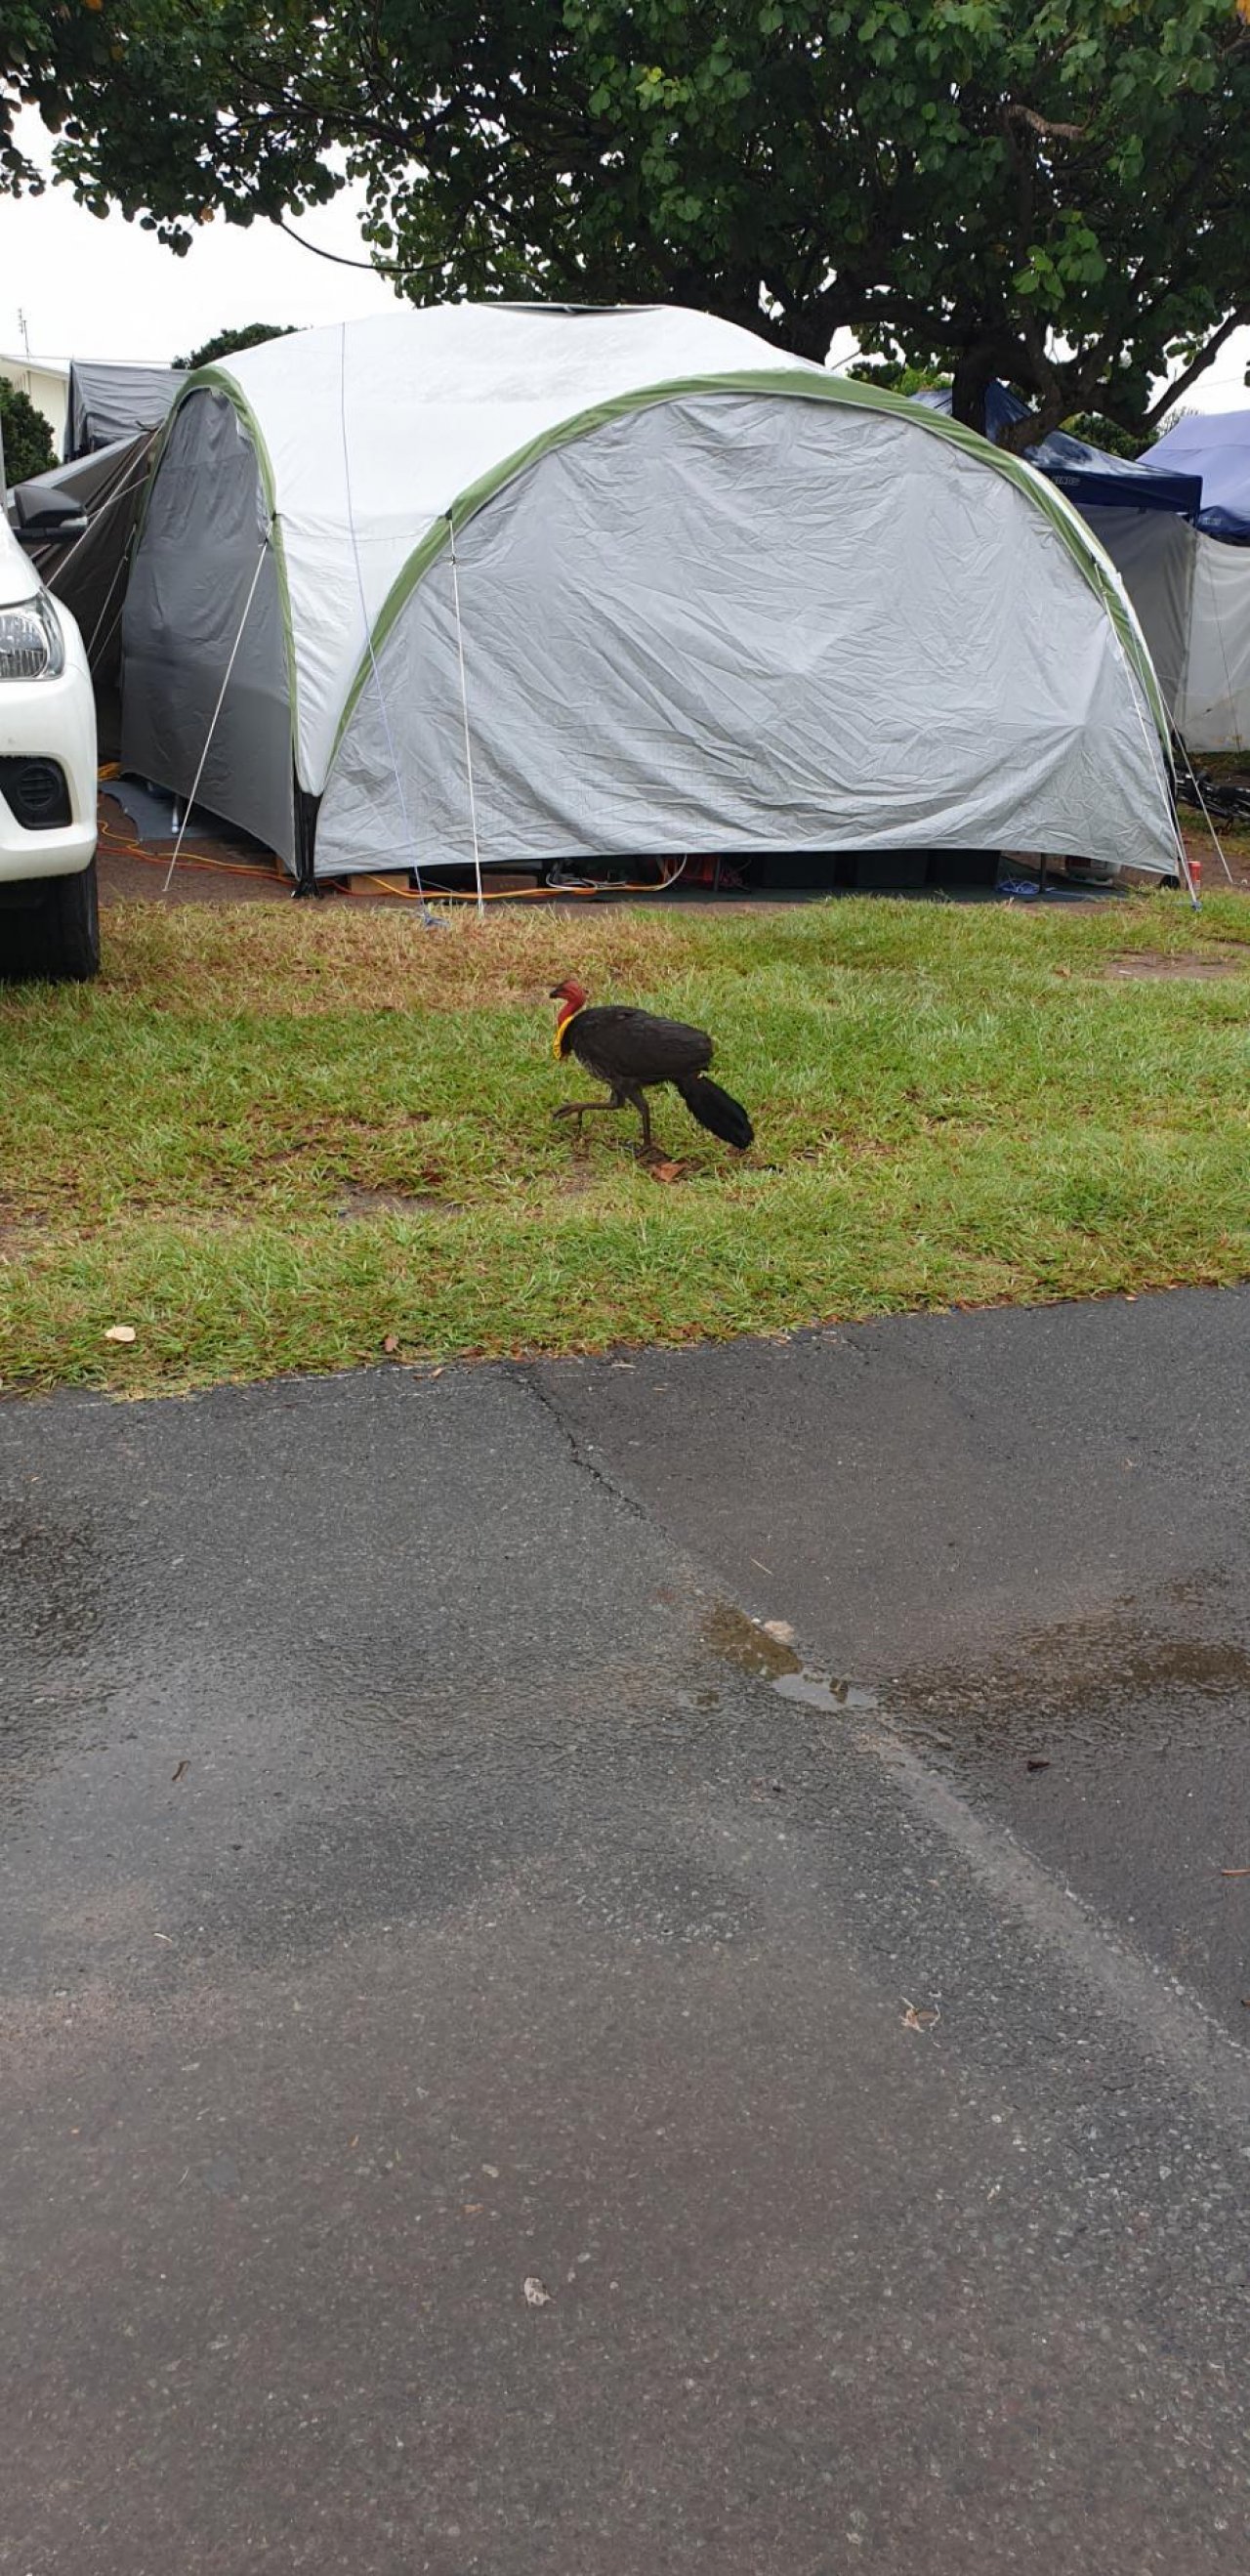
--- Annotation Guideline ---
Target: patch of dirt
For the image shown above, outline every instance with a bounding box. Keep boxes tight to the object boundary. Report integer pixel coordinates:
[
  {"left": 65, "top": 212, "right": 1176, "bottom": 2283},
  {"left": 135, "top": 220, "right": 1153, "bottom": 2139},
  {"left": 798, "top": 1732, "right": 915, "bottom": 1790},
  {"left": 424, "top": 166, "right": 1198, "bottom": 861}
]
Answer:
[
  {"left": 1103, "top": 950, "right": 1247, "bottom": 980},
  {"left": 335, "top": 1185, "right": 462, "bottom": 1220},
  {"left": 1180, "top": 821, "right": 1250, "bottom": 894},
  {"left": 0, "top": 1203, "right": 47, "bottom": 1258}
]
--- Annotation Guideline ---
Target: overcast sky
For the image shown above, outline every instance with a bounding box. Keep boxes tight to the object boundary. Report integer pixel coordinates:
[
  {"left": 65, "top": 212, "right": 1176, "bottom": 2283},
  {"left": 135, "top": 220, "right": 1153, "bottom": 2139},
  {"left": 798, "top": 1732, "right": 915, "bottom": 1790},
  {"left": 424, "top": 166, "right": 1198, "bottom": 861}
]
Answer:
[
  {"left": 0, "top": 112, "right": 400, "bottom": 361},
  {"left": 1, "top": 107, "right": 1247, "bottom": 408}
]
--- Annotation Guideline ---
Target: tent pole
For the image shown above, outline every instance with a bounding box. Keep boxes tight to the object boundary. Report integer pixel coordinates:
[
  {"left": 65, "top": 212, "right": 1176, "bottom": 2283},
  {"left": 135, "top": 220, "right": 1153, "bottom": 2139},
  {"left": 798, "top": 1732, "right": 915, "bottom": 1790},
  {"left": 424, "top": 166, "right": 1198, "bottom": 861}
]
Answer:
[
  {"left": 446, "top": 513, "right": 485, "bottom": 920},
  {"left": 1172, "top": 732, "right": 1235, "bottom": 888}
]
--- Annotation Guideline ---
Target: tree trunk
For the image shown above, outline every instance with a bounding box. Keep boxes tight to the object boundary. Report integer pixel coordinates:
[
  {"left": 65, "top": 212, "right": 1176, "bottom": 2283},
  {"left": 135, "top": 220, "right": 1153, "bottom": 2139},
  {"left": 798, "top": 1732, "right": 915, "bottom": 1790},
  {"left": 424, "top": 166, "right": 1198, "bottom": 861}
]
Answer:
[{"left": 950, "top": 347, "right": 1003, "bottom": 439}]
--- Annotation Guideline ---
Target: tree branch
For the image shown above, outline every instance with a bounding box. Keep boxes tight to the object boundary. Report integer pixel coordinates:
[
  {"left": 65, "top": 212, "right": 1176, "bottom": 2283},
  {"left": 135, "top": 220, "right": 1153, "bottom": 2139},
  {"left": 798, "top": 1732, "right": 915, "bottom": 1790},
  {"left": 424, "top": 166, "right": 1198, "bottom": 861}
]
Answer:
[
  {"left": 1146, "top": 306, "right": 1249, "bottom": 426},
  {"left": 1003, "top": 103, "right": 1083, "bottom": 144}
]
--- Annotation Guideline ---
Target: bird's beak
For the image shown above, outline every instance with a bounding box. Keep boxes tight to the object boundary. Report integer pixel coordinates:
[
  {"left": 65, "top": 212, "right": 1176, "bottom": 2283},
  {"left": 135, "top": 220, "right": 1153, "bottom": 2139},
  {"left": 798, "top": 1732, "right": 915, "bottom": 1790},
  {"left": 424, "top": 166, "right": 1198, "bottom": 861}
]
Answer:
[{"left": 549, "top": 985, "right": 567, "bottom": 1001}]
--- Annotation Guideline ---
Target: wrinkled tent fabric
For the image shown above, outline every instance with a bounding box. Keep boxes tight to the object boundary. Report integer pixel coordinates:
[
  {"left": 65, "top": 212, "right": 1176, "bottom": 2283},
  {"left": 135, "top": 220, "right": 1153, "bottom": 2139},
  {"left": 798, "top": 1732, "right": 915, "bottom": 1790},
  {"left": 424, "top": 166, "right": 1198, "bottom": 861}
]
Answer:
[
  {"left": 912, "top": 383, "right": 1237, "bottom": 746},
  {"left": 120, "top": 304, "right": 1181, "bottom": 881},
  {"left": 123, "top": 395, "right": 293, "bottom": 856},
  {"left": 65, "top": 361, "right": 182, "bottom": 461}
]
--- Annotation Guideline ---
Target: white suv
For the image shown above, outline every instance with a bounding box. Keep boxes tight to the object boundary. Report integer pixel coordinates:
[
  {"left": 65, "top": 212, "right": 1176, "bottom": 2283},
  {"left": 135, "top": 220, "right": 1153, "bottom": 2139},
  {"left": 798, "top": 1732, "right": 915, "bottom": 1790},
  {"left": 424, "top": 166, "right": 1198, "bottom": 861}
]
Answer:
[{"left": 0, "top": 507, "right": 99, "bottom": 981}]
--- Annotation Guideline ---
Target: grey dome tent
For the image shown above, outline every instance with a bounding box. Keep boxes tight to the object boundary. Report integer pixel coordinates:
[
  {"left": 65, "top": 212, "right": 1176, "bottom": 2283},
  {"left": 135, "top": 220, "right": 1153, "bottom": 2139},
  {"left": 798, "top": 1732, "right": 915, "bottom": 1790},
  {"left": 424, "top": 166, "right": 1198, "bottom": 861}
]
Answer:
[{"left": 119, "top": 304, "right": 1183, "bottom": 890}]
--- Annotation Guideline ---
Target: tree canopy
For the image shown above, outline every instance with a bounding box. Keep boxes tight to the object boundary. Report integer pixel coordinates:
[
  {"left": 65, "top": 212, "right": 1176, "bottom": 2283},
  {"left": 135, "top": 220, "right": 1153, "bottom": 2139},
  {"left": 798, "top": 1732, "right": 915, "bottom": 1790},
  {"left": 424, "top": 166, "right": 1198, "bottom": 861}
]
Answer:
[
  {"left": 4, "top": 1, "right": 1249, "bottom": 438},
  {"left": 173, "top": 323, "right": 297, "bottom": 370},
  {"left": 0, "top": 377, "right": 56, "bottom": 484}
]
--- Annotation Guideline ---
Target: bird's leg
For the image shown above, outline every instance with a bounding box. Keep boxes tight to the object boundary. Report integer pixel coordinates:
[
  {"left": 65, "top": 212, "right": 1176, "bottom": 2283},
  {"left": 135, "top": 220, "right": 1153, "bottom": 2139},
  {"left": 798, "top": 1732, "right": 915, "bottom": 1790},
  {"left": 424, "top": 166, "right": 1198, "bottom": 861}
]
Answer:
[
  {"left": 620, "top": 1081, "right": 664, "bottom": 1161},
  {"left": 552, "top": 1089, "right": 626, "bottom": 1135}
]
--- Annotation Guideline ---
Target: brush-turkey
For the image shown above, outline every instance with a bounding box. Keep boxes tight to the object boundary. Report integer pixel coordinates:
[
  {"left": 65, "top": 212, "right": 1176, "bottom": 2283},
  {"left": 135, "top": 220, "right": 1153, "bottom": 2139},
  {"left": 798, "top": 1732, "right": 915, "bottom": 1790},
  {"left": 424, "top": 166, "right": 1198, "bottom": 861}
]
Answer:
[{"left": 550, "top": 977, "right": 754, "bottom": 1157}]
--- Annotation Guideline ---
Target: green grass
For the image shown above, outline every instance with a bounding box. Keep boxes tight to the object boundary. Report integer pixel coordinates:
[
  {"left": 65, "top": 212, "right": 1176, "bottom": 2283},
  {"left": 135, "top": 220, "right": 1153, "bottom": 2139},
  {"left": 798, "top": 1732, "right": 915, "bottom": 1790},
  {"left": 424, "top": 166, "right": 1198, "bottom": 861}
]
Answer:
[{"left": 2, "top": 891, "right": 1248, "bottom": 1395}]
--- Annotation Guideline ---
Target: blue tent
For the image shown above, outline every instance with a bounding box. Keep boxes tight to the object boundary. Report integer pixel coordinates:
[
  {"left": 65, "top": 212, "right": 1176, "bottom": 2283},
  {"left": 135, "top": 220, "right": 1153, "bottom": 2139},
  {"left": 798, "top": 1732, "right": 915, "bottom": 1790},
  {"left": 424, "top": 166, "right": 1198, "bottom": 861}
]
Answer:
[
  {"left": 1144, "top": 411, "right": 1250, "bottom": 541},
  {"left": 911, "top": 382, "right": 1202, "bottom": 516},
  {"left": 1028, "top": 427, "right": 1202, "bottom": 519}
]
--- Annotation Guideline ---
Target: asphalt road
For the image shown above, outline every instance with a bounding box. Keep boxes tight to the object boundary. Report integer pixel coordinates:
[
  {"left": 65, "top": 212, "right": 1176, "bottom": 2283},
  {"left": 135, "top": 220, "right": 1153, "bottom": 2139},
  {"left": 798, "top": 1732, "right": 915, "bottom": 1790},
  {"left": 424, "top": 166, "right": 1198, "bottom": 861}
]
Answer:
[{"left": 2, "top": 1291, "right": 1248, "bottom": 2573}]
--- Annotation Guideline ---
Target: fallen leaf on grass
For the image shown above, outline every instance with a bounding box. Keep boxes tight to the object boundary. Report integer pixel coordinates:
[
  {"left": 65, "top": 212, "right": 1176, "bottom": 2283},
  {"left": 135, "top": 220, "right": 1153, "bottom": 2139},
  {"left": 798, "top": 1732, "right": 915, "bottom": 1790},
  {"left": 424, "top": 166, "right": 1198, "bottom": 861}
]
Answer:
[
  {"left": 648, "top": 1161, "right": 685, "bottom": 1185},
  {"left": 901, "top": 2000, "right": 940, "bottom": 2032},
  {"left": 383, "top": 1334, "right": 399, "bottom": 1354},
  {"left": 522, "top": 2275, "right": 552, "bottom": 2307},
  {"left": 104, "top": 1324, "right": 137, "bottom": 1344}
]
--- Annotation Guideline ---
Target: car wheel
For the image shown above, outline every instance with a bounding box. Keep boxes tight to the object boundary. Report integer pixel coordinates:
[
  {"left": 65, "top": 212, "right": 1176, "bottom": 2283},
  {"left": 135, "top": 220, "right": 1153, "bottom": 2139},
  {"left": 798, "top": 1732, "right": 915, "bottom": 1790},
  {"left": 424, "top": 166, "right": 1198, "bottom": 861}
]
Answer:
[{"left": 0, "top": 856, "right": 100, "bottom": 983}]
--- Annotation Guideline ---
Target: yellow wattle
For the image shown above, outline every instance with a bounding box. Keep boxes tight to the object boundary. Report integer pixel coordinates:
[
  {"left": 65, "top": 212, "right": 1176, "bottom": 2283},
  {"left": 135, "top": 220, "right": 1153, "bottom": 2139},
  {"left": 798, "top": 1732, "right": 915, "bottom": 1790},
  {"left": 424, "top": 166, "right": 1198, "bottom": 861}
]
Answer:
[{"left": 553, "top": 1004, "right": 583, "bottom": 1060}]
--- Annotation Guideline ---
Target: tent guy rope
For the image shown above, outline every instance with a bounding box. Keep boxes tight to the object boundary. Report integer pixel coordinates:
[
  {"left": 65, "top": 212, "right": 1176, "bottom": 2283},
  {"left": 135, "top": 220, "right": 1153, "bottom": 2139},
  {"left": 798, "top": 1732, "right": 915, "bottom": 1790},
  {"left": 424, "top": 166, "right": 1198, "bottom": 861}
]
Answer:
[
  {"left": 336, "top": 321, "right": 439, "bottom": 926},
  {"left": 161, "top": 537, "right": 271, "bottom": 896},
  {"left": 445, "top": 513, "right": 486, "bottom": 920}
]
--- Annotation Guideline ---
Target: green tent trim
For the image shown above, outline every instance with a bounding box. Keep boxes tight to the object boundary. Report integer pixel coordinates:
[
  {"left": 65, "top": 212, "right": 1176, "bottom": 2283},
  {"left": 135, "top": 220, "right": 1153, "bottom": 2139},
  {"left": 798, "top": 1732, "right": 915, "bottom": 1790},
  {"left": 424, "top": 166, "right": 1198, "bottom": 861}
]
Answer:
[{"left": 152, "top": 360, "right": 1174, "bottom": 792}]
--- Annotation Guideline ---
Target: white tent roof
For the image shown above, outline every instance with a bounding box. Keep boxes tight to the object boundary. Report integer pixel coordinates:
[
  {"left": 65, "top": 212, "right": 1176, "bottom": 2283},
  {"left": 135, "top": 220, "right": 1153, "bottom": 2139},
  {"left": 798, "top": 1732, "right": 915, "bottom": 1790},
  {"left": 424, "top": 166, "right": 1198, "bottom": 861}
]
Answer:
[{"left": 199, "top": 304, "right": 803, "bottom": 792}]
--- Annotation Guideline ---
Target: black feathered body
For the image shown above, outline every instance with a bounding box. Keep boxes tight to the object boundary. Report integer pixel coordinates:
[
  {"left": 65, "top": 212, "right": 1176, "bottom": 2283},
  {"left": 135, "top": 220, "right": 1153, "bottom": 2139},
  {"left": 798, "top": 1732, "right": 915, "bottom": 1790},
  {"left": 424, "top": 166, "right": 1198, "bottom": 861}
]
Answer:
[
  {"left": 560, "top": 1005, "right": 711, "bottom": 1085},
  {"left": 559, "top": 1005, "right": 753, "bottom": 1151}
]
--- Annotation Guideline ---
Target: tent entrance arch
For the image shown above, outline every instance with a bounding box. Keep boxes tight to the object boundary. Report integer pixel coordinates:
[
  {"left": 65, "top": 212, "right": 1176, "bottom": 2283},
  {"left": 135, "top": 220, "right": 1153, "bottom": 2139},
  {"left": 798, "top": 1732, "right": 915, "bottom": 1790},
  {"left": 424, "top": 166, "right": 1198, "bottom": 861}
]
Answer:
[{"left": 323, "top": 388, "right": 1177, "bottom": 883}]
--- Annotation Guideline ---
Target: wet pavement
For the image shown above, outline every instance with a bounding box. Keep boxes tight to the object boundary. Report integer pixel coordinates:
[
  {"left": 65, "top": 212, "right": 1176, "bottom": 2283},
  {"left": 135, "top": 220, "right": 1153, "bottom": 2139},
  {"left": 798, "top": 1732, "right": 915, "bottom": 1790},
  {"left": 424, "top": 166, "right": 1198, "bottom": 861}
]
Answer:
[
  {"left": 537, "top": 1288, "right": 1250, "bottom": 2039},
  {"left": 2, "top": 1294, "right": 1249, "bottom": 2572}
]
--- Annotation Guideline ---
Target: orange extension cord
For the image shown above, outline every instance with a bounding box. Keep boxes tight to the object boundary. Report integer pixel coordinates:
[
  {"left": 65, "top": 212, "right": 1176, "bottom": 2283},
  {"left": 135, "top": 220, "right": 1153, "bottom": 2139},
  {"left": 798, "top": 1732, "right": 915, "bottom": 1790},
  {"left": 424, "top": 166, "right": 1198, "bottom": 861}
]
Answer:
[{"left": 97, "top": 777, "right": 687, "bottom": 905}]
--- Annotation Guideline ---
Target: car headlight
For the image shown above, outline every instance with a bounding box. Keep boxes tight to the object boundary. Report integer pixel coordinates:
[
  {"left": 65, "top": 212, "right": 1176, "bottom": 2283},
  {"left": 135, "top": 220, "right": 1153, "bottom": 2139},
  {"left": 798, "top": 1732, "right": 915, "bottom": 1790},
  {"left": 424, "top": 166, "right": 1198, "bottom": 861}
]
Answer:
[{"left": 0, "top": 593, "right": 65, "bottom": 682}]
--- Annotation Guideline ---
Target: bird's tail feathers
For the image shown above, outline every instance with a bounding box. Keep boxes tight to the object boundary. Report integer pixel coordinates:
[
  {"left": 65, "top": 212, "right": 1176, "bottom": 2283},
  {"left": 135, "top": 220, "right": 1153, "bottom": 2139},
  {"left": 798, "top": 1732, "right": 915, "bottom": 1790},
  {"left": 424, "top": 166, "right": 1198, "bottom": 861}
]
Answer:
[{"left": 675, "top": 1074, "right": 754, "bottom": 1151}]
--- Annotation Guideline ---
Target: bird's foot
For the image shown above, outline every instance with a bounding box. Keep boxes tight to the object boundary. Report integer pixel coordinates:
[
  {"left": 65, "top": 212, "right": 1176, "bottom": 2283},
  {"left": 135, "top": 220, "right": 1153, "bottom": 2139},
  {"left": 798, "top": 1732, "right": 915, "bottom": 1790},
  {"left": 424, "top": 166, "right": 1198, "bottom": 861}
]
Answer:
[{"left": 552, "top": 1105, "right": 582, "bottom": 1126}]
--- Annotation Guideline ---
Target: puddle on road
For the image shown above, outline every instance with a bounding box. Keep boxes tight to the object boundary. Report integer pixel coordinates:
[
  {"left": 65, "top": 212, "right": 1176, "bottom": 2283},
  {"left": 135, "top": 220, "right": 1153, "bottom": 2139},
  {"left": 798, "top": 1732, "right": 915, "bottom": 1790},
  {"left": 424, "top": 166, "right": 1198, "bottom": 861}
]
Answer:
[
  {"left": 704, "top": 1603, "right": 802, "bottom": 1681},
  {"left": 703, "top": 1604, "right": 879, "bottom": 1719},
  {"left": 703, "top": 1588, "right": 1249, "bottom": 1760},
  {"left": 771, "top": 1670, "right": 881, "bottom": 1716}
]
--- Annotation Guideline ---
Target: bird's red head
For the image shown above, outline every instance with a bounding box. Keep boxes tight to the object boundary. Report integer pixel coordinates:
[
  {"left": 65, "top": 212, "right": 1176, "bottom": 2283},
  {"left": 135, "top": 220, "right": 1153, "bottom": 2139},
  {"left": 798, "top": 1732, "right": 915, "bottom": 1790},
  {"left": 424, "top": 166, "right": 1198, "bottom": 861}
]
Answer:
[{"left": 550, "top": 977, "right": 587, "bottom": 1011}]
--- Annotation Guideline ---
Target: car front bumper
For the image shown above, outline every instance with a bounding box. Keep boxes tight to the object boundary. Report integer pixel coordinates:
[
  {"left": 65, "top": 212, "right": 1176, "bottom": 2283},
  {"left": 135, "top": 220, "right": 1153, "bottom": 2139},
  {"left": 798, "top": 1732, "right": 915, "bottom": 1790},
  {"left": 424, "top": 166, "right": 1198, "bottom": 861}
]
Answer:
[{"left": 0, "top": 615, "right": 98, "bottom": 884}]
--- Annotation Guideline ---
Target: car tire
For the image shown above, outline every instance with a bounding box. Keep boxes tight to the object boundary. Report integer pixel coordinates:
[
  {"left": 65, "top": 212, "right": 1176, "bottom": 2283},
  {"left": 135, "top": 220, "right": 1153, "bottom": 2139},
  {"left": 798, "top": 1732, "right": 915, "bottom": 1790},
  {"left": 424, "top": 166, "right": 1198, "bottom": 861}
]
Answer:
[{"left": 0, "top": 855, "right": 100, "bottom": 984}]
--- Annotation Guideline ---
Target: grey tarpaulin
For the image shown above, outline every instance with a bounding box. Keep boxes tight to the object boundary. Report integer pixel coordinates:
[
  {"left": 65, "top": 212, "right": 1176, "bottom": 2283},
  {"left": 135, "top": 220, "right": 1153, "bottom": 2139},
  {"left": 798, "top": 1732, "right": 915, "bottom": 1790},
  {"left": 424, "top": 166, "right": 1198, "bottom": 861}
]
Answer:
[
  {"left": 14, "top": 432, "right": 158, "bottom": 701},
  {"left": 66, "top": 361, "right": 182, "bottom": 460},
  {"left": 1176, "top": 532, "right": 1250, "bottom": 752},
  {"left": 1080, "top": 506, "right": 1197, "bottom": 719},
  {"left": 120, "top": 391, "right": 294, "bottom": 859}
]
